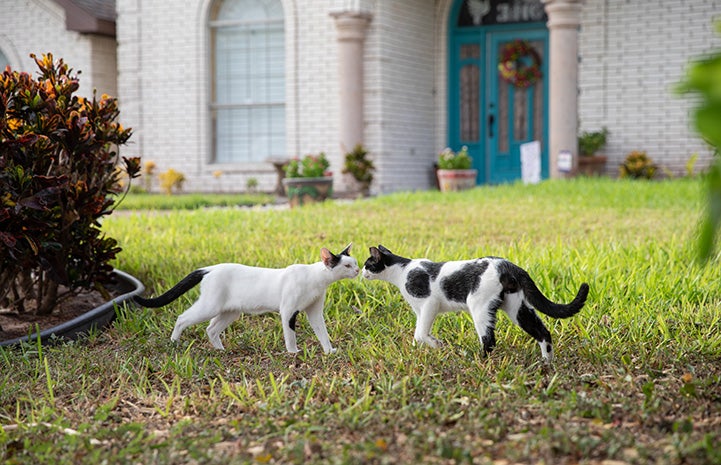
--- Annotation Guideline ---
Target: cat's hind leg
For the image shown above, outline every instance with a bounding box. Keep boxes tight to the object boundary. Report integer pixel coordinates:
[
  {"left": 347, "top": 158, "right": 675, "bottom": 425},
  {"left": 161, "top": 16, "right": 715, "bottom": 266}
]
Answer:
[
  {"left": 505, "top": 301, "right": 553, "bottom": 363},
  {"left": 170, "top": 297, "right": 215, "bottom": 344},
  {"left": 305, "top": 298, "right": 336, "bottom": 354},
  {"left": 205, "top": 311, "right": 239, "bottom": 350}
]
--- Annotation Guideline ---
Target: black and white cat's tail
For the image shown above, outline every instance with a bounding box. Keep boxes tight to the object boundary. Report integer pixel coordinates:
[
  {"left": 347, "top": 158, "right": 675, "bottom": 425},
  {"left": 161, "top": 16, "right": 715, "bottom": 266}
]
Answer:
[
  {"left": 500, "top": 262, "right": 589, "bottom": 318},
  {"left": 522, "top": 274, "right": 589, "bottom": 319},
  {"left": 133, "top": 269, "right": 209, "bottom": 308}
]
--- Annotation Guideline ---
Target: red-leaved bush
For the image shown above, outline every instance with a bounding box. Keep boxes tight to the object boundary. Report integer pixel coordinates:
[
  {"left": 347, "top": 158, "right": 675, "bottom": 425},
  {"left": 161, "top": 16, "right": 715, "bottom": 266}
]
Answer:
[{"left": 0, "top": 53, "right": 141, "bottom": 315}]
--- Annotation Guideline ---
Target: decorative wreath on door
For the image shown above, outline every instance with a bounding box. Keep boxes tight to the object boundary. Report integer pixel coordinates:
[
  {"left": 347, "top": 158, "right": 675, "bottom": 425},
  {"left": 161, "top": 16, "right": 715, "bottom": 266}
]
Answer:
[{"left": 498, "top": 40, "right": 542, "bottom": 88}]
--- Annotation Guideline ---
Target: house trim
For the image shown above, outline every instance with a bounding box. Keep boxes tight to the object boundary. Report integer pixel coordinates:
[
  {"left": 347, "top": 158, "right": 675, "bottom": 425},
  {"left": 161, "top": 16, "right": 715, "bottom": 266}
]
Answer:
[{"left": 53, "top": 0, "right": 116, "bottom": 37}]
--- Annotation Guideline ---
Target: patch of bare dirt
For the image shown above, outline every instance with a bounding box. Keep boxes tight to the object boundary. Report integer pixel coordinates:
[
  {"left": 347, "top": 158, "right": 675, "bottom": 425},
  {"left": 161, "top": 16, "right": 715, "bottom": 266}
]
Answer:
[{"left": 0, "top": 289, "right": 112, "bottom": 341}]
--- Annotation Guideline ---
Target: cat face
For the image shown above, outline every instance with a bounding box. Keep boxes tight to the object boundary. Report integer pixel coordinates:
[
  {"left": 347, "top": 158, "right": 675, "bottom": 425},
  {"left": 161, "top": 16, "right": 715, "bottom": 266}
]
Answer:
[
  {"left": 362, "top": 245, "right": 406, "bottom": 280},
  {"left": 321, "top": 244, "right": 360, "bottom": 279},
  {"left": 337, "top": 255, "right": 360, "bottom": 279}
]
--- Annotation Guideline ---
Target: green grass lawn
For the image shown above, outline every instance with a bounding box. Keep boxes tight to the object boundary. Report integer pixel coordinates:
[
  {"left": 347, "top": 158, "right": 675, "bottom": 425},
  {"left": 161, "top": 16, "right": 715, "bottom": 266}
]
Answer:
[
  {"left": 116, "top": 192, "right": 275, "bottom": 210},
  {"left": 2, "top": 178, "right": 720, "bottom": 464}
]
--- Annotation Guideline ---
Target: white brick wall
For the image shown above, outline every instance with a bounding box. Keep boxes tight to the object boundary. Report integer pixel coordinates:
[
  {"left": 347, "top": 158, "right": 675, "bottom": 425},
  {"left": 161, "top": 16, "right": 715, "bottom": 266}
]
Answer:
[
  {"left": 0, "top": 0, "right": 117, "bottom": 99},
  {"left": 292, "top": 0, "right": 340, "bottom": 168},
  {"left": 368, "top": 0, "right": 438, "bottom": 192},
  {"left": 88, "top": 35, "right": 118, "bottom": 98},
  {"left": 579, "top": 0, "right": 721, "bottom": 175},
  {"left": 116, "top": 0, "right": 210, "bottom": 191}
]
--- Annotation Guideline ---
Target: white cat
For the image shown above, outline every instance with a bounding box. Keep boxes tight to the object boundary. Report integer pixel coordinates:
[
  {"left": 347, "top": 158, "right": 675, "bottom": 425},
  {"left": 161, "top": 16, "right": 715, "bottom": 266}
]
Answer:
[
  {"left": 362, "top": 245, "right": 589, "bottom": 363},
  {"left": 134, "top": 244, "right": 359, "bottom": 353}
]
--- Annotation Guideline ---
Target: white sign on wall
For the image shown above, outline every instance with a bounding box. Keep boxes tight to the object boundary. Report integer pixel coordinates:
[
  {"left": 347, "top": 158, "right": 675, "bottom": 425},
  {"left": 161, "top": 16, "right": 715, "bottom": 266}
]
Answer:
[
  {"left": 558, "top": 150, "right": 573, "bottom": 173},
  {"left": 520, "top": 140, "right": 541, "bottom": 184}
]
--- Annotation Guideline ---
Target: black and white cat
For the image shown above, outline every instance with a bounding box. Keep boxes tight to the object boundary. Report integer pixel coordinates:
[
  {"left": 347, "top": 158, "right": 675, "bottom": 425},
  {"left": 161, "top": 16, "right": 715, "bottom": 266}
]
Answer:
[
  {"left": 362, "top": 245, "right": 589, "bottom": 363},
  {"left": 133, "top": 244, "right": 359, "bottom": 353}
]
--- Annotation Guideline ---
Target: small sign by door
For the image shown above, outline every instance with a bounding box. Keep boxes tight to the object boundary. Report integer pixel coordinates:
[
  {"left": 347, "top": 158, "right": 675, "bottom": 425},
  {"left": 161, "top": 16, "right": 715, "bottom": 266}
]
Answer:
[
  {"left": 558, "top": 150, "right": 573, "bottom": 172},
  {"left": 521, "top": 140, "right": 541, "bottom": 184}
]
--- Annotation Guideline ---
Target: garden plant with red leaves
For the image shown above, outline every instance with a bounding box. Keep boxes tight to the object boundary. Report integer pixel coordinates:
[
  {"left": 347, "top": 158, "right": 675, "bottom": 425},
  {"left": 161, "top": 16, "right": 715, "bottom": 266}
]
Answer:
[{"left": 0, "top": 53, "right": 140, "bottom": 316}]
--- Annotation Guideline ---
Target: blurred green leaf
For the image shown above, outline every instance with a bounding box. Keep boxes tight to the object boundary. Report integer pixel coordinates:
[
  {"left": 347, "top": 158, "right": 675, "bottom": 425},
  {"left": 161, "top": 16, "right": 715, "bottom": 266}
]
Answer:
[{"left": 677, "top": 22, "right": 721, "bottom": 261}]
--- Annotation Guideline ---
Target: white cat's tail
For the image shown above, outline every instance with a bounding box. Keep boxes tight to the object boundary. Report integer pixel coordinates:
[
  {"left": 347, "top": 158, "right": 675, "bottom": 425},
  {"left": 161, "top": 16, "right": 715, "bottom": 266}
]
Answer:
[
  {"left": 133, "top": 269, "right": 208, "bottom": 308},
  {"left": 500, "top": 261, "right": 589, "bottom": 318}
]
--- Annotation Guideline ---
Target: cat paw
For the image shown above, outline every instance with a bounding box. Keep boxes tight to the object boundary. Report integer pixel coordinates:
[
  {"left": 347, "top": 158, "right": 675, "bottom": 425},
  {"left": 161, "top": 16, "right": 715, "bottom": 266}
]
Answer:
[
  {"left": 208, "top": 338, "right": 225, "bottom": 350},
  {"left": 324, "top": 347, "right": 338, "bottom": 354},
  {"left": 415, "top": 335, "right": 443, "bottom": 348}
]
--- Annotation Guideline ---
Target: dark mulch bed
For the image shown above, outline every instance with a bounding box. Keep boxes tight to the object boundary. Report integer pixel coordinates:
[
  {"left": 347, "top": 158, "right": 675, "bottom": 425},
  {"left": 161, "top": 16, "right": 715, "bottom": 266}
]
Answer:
[{"left": 0, "top": 289, "right": 111, "bottom": 341}]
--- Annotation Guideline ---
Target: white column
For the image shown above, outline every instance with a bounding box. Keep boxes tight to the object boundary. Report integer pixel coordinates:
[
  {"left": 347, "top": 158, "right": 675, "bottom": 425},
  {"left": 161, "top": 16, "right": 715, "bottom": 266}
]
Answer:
[
  {"left": 542, "top": 0, "right": 582, "bottom": 177},
  {"left": 330, "top": 11, "right": 372, "bottom": 153}
]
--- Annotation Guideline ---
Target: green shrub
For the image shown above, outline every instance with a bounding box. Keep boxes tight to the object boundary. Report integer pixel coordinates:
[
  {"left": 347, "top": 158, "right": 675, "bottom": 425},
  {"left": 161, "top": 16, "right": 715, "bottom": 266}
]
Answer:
[
  {"left": 578, "top": 127, "right": 608, "bottom": 156},
  {"left": 342, "top": 144, "right": 375, "bottom": 188},
  {"left": 619, "top": 150, "right": 657, "bottom": 179},
  {"left": 438, "top": 146, "right": 472, "bottom": 170},
  {"left": 285, "top": 153, "right": 330, "bottom": 178},
  {"left": 0, "top": 53, "right": 140, "bottom": 314}
]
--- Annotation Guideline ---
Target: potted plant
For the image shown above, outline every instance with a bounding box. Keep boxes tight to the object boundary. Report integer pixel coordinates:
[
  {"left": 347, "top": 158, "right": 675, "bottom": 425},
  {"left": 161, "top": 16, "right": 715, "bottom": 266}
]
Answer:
[
  {"left": 578, "top": 127, "right": 609, "bottom": 176},
  {"left": 342, "top": 143, "right": 375, "bottom": 197},
  {"left": 282, "top": 152, "right": 333, "bottom": 207},
  {"left": 436, "top": 146, "right": 477, "bottom": 192},
  {"left": 619, "top": 150, "right": 657, "bottom": 179},
  {"left": 0, "top": 53, "right": 144, "bottom": 346}
]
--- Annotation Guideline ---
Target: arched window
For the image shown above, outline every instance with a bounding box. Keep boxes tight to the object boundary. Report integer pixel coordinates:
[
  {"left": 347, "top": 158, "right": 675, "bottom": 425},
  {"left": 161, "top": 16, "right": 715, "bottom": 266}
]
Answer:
[{"left": 209, "top": 0, "right": 285, "bottom": 163}]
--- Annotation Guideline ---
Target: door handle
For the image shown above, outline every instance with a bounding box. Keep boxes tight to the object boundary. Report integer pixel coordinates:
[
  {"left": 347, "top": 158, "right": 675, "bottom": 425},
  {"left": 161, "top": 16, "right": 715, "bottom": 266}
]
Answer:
[{"left": 488, "top": 113, "right": 495, "bottom": 138}]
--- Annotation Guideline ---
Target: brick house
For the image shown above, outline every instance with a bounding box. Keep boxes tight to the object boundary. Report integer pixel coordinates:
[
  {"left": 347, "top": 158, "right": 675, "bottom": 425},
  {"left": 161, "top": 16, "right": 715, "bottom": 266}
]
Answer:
[
  {"left": 1, "top": 0, "right": 719, "bottom": 194},
  {"left": 1, "top": 0, "right": 117, "bottom": 99}
]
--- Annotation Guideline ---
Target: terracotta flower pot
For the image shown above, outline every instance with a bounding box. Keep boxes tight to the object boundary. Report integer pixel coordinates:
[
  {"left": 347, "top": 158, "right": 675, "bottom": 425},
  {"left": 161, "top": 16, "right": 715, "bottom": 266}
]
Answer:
[
  {"left": 437, "top": 169, "right": 478, "bottom": 192},
  {"left": 578, "top": 155, "right": 608, "bottom": 177},
  {"left": 282, "top": 176, "right": 334, "bottom": 207}
]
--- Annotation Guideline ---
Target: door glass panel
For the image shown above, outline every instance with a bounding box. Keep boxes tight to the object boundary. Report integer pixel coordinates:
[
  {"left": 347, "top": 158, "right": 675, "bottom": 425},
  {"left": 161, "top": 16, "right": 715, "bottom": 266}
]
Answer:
[
  {"left": 531, "top": 40, "right": 544, "bottom": 143},
  {"left": 460, "top": 43, "right": 480, "bottom": 59},
  {"left": 460, "top": 64, "right": 479, "bottom": 142},
  {"left": 513, "top": 88, "right": 527, "bottom": 141},
  {"left": 497, "top": 54, "right": 509, "bottom": 153}
]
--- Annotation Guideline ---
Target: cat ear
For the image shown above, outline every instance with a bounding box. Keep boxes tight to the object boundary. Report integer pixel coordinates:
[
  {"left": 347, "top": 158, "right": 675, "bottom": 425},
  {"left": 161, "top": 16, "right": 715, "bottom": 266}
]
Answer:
[
  {"left": 369, "top": 246, "right": 382, "bottom": 261},
  {"left": 340, "top": 242, "right": 352, "bottom": 256},
  {"left": 321, "top": 247, "right": 340, "bottom": 268},
  {"left": 378, "top": 244, "right": 392, "bottom": 254}
]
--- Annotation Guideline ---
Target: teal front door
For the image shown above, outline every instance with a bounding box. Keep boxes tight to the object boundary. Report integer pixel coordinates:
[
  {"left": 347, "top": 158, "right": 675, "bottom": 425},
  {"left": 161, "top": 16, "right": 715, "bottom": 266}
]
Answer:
[{"left": 449, "top": 0, "right": 549, "bottom": 184}]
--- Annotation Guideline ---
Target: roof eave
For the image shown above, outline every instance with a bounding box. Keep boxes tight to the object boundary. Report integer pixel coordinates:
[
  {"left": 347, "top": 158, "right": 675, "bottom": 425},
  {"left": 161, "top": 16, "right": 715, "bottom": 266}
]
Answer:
[{"left": 53, "top": 0, "right": 116, "bottom": 38}]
